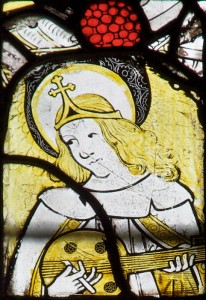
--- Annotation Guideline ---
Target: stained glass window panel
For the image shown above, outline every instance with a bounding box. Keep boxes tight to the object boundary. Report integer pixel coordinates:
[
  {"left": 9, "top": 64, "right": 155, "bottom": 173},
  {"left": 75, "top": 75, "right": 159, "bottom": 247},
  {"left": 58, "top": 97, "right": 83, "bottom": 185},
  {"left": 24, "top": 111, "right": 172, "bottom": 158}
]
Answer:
[{"left": 1, "top": 1, "right": 205, "bottom": 299}]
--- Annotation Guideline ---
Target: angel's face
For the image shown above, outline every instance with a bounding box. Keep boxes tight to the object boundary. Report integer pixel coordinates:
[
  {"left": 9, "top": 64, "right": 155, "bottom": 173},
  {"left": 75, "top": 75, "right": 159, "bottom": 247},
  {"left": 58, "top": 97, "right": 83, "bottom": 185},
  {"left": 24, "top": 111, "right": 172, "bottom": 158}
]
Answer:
[{"left": 60, "top": 118, "right": 120, "bottom": 178}]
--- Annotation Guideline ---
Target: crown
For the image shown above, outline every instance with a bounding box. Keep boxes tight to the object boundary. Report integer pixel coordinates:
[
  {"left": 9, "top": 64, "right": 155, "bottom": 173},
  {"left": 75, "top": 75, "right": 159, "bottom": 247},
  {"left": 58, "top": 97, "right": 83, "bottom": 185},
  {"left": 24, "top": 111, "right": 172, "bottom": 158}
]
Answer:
[{"left": 48, "top": 75, "right": 122, "bottom": 129}]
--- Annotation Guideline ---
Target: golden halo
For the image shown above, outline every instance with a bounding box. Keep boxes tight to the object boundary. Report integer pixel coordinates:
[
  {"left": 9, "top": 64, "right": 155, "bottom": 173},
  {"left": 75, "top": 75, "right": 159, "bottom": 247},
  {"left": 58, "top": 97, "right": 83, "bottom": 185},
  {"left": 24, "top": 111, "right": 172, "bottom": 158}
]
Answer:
[{"left": 31, "top": 63, "right": 135, "bottom": 153}]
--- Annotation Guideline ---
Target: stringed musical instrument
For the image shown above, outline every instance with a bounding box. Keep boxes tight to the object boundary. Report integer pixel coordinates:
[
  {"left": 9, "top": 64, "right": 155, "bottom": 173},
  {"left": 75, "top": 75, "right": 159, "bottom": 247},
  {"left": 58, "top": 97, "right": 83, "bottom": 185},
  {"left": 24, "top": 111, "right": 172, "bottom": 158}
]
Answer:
[{"left": 40, "top": 230, "right": 205, "bottom": 295}]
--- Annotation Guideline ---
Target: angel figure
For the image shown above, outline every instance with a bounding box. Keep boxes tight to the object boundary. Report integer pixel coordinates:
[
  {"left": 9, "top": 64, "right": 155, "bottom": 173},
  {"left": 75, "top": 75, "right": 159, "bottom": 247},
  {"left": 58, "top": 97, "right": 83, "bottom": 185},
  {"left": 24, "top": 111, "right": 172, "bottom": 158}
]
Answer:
[{"left": 8, "top": 63, "right": 203, "bottom": 297}]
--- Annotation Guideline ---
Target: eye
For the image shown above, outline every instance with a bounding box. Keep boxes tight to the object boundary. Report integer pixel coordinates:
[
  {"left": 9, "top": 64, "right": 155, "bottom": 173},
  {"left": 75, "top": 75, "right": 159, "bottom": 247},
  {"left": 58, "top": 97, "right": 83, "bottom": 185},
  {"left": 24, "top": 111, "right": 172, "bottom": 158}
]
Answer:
[
  {"left": 88, "top": 133, "right": 97, "bottom": 138},
  {"left": 66, "top": 138, "right": 77, "bottom": 146},
  {"left": 67, "top": 140, "right": 74, "bottom": 145}
]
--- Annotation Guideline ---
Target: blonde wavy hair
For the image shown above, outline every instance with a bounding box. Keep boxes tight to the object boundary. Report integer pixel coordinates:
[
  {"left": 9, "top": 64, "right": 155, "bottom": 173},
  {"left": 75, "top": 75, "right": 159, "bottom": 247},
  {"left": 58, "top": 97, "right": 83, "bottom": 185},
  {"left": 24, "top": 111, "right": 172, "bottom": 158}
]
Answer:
[{"left": 55, "top": 94, "right": 179, "bottom": 183}]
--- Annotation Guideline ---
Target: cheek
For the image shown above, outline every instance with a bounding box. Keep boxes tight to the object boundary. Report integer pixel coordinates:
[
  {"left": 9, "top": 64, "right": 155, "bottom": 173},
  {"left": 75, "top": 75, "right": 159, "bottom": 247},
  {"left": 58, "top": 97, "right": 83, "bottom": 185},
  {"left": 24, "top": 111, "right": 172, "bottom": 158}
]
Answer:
[
  {"left": 93, "top": 141, "right": 104, "bottom": 154},
  {"left": 96, "top": 142, "right": 114, "bottom": 159}
]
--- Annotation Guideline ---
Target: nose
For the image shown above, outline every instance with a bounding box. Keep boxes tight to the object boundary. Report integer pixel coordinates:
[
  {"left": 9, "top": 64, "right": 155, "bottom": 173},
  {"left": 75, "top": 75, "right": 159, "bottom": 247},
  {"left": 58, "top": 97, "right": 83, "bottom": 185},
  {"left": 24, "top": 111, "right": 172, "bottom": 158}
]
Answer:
[{"left": 79, "top": 151, "right": 94, "bottom": 159}]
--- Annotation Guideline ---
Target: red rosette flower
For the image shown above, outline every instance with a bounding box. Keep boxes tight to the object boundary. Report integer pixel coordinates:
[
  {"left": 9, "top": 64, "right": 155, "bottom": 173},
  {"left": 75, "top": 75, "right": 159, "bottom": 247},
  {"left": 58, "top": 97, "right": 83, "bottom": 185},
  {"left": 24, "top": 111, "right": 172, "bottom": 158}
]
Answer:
[{"left": 80, "top": 0, "right": 141, "bottom": 47}]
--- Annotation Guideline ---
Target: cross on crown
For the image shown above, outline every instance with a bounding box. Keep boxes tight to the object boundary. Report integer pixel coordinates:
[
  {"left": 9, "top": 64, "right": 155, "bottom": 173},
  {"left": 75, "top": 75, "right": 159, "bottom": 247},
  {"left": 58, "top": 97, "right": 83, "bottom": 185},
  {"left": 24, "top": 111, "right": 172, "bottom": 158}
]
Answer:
[
  {"left": 48, "top": 74, "right": 122, "bottom": 130},
  {"left": 49, "top": 75, "right": 76, "bottom": 98}
]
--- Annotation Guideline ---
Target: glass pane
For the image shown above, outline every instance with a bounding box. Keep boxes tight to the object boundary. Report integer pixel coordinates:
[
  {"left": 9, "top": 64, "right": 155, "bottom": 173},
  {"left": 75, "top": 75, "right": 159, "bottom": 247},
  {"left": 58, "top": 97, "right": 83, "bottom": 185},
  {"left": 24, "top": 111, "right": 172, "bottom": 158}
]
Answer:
[{"left": 1, "top": 1, "right": 205, "bottom": 299}]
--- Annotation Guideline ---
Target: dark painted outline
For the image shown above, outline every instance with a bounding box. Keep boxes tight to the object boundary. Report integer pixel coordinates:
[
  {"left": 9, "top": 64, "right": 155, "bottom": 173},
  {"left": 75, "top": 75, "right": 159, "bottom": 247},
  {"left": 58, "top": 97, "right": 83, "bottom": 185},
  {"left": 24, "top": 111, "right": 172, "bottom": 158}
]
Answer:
[{"left": 0, "top": 1, "right": 205, "bottom": 300}]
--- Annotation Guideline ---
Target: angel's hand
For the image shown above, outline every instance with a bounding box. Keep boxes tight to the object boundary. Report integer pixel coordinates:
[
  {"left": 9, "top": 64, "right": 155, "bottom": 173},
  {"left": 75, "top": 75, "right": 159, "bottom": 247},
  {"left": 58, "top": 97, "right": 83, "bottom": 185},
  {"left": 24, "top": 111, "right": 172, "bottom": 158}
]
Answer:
[
  {"left": 163, "top": 253, "right": 195, "bottom": 273},
  {"left": 47, "top": 260, "right": 102, "bottom": 297}
]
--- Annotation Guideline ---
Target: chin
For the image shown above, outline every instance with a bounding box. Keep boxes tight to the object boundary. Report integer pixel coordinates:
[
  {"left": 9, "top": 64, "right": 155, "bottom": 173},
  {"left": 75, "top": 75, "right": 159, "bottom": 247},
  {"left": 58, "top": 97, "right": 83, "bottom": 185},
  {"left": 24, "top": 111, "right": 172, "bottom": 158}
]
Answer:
[{"left": 91, "top": 171, "right": 110, "bottom": 179}]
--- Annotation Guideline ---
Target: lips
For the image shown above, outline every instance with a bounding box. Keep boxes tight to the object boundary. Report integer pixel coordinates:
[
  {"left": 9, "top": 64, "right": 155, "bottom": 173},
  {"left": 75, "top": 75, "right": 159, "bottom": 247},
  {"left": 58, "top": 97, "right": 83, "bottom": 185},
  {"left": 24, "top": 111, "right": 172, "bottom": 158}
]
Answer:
[{"left": 89, "top": 158, "right": 102, "bottom": 165}]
